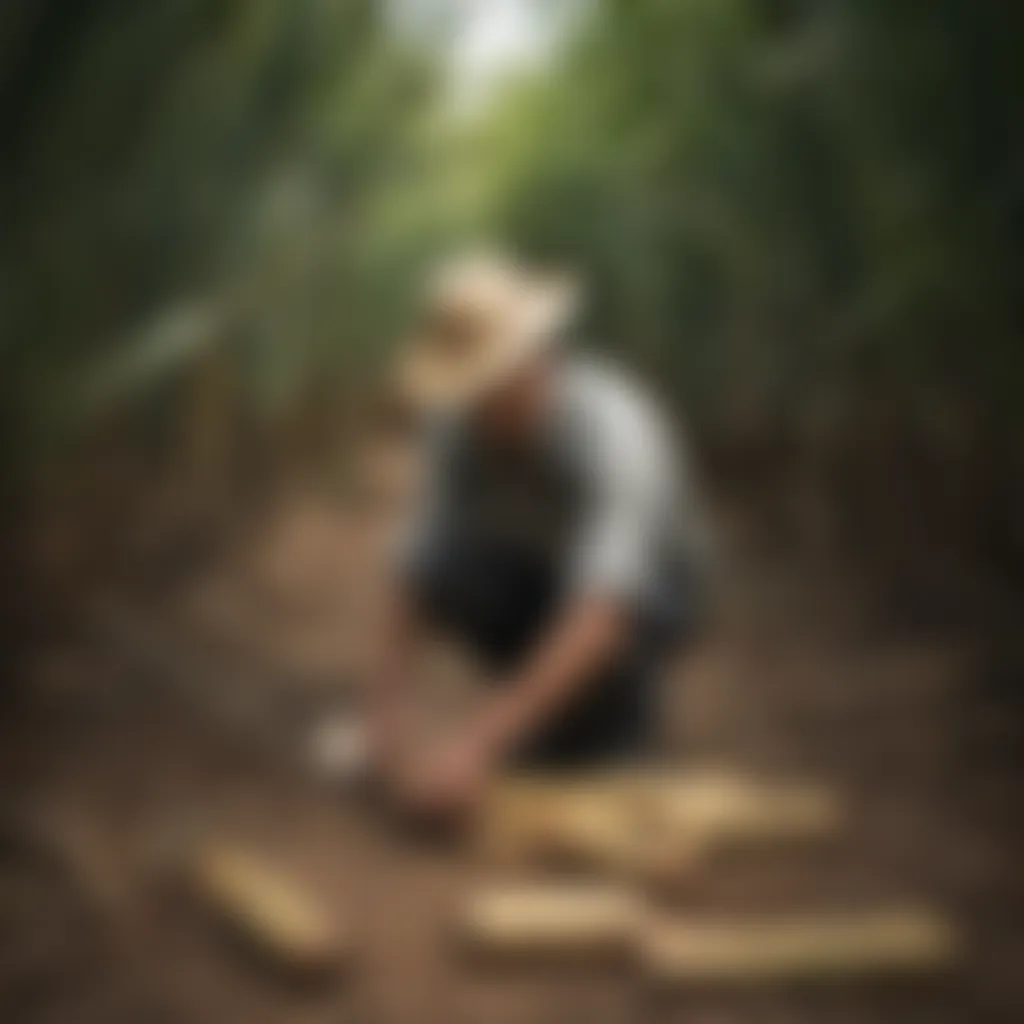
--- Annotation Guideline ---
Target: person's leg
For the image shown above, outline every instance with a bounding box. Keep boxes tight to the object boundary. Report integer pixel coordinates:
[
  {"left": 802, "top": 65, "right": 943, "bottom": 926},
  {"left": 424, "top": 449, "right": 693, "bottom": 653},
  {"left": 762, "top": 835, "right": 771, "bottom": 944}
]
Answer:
[{"left": 409, "top": 538, "right": 557, "bottom": 670}]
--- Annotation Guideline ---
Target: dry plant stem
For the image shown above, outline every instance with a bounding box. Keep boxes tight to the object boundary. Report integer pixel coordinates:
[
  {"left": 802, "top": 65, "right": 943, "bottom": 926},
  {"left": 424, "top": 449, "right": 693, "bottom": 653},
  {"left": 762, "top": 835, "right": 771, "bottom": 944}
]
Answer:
[
  {"left": 475, "top": 772, "right": 843, "bottom": 883},
  {"left": 459, "top": 882, "right": 643, "bottom": 962},
  {"left": 186, "top": 839, "right": 346, "bottom": 975},
  {"left": 641, "top": 908, "right": 958, "bottom": 985}
]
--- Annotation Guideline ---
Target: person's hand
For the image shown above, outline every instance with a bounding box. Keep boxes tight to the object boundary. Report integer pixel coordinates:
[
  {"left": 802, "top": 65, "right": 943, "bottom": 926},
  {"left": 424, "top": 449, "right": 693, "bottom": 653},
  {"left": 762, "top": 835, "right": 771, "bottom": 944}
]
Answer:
[{"left": 400, "top": 728, "right": 498, "bottom": 822}]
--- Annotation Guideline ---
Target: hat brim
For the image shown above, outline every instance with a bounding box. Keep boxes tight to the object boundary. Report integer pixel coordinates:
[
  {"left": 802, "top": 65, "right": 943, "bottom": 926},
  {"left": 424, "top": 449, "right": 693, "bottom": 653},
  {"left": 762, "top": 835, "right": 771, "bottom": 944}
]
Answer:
[{"left": 395, "top": 277, "right": 577, "bottom": 414}]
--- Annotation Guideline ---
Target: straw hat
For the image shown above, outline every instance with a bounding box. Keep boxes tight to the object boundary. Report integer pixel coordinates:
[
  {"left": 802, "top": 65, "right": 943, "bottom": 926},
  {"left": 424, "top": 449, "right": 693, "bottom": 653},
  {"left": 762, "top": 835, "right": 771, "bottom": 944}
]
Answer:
[{"left": 395, "top": 252, "right": 579, "bottom": 413}]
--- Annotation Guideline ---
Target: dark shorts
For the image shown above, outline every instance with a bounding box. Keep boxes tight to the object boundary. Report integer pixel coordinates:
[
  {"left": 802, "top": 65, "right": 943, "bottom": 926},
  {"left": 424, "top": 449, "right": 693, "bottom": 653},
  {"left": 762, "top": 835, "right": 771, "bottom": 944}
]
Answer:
[{"left": 409, "top": 539, "right": 700, "bottom": 769}]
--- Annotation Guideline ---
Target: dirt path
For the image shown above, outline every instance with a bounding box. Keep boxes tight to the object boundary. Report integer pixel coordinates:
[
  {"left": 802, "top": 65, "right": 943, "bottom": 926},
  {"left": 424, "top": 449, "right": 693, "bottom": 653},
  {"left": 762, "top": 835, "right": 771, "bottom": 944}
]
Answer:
[{"left": 2, "top": 488, "right": 1022, "bottom": 1023}]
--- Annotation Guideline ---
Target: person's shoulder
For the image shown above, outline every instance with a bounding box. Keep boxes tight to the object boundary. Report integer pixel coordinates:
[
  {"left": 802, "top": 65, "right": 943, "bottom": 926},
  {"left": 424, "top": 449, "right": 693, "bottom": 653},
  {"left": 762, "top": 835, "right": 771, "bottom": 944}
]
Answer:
[
  {"left": 561, "top": 353, "right": 668, "bottom": 445},
  {"left": 556, "top": 353, "right": 680, "bottom": 493}
]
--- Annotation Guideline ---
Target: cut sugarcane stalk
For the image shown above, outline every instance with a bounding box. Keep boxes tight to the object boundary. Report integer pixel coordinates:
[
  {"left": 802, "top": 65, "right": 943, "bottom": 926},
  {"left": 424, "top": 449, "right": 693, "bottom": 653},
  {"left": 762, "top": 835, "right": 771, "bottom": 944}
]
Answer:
[
  {"left": 475, "top": 777, "right": 638, "bottom": 872},
  {"left": 459, "top": 883, "right": 642, "bottom": 961},
  {"left": 642, "top": 908, "right": 957, "bottom": 985},
  {"left": 188, "top": 840, "right": 345, "bottom": 974},
  {"left": 476, "top": 772, "right": 842, "bottom": 880},
  {"left": 642, "top": 771, "right": 842, "bottom": 847}
]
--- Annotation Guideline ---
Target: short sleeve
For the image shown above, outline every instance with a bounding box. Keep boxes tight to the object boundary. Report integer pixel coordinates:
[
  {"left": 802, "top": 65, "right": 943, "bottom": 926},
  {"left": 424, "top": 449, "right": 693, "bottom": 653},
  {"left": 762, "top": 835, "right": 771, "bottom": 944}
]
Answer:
[{"left": 565, "top": 402, "right": 669, "bottom": 601}]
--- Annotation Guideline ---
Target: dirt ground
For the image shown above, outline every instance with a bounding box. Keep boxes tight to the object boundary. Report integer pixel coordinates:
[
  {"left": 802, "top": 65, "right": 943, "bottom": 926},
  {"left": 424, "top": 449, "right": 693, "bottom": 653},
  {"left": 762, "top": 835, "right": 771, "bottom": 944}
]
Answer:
[{"left": 2, "top": 478, "right": 1023, "bottom": 1024}]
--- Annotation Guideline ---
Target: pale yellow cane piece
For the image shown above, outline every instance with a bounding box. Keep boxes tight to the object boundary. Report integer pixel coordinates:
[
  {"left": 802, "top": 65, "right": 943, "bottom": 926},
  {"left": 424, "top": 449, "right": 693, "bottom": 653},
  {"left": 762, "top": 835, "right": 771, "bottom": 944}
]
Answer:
[
  {"left": 476, "top": 771, "right": 841, "bottom": 884},
  {"left": 642, "top": 908, "right": 958, "bottom": 985},
  {"left": 460, "top": 883, "right": 643, "bottom": 960},
  {"left": 639, "top": 770, "right": 843, "bottom": 847},
  {"left": 475, "top": 776, "right": 639, "bottom": 872},
  {"left": 189, "top": 840, "right": 346, "bottom": 973}
]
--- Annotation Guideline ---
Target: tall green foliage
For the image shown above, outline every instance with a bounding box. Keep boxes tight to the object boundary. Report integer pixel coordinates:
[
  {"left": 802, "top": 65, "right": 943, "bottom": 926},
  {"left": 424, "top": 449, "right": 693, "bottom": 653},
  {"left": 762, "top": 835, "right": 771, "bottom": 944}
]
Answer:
[
  {"left": 2, "top": 0, "right": 1022, "bottom": 476},
  {"left": 460, "top": 0, "right": 1023, "bottom": 433},
  {"left": 0, "top": 0, "right": 436, "bottom": 475}
]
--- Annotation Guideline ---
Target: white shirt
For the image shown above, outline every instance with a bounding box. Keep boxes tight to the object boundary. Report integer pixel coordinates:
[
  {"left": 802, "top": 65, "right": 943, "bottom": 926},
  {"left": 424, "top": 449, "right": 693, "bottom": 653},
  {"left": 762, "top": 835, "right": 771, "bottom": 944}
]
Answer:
[{"left": 400, "top": 355, "right": 708, "bottom": 606}]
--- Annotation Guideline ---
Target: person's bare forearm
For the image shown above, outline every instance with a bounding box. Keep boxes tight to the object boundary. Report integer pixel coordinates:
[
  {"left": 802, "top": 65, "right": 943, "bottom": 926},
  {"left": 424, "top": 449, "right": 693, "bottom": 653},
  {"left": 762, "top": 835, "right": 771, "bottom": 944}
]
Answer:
[
  {"left": 471, "top": 597, "right": 631, "bottom": 760},
  {"left": 401, "top": 600, "right": 632, "bottom": 817}
]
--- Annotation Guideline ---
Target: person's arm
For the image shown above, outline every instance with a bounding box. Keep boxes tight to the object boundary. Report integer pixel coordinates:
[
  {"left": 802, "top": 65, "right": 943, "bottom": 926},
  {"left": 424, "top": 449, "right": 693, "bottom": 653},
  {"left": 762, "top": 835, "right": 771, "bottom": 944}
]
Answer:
[
  {"left": 407, "top": 595, "right": 633, "bottom": 816},
  {"left": 467, "top": 594, "right": 631, "bottom": 757},
  {"left": 404, "top": 596, "right": 630, "bottom": 816},
  {"left": 474, "top": 397, "right": 668, "bottom": 757}
]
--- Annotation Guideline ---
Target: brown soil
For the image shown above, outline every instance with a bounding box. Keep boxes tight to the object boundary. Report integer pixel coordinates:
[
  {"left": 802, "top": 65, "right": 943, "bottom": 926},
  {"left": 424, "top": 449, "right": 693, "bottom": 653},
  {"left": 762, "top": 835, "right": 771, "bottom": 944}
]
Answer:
[{"left": 2, "top": 482, "right": 1022, "bottom": 1024}]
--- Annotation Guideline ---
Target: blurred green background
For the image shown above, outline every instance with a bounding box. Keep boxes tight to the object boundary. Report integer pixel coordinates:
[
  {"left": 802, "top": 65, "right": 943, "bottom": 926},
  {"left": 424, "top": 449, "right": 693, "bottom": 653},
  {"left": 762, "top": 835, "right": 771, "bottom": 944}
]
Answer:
[
  {"left": 2, "top": 8, "right": 1024, "bottom": 1021},
  {"left": 2, "top": 0, "right": 1023, "bottom": 639}
]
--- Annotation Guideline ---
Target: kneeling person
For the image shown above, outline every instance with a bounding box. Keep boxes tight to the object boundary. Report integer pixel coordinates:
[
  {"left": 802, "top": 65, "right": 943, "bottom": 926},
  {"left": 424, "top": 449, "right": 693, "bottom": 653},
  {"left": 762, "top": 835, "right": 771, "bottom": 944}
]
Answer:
[{"left": 371, "top": 253, "right": 708, "bottom": 818}]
